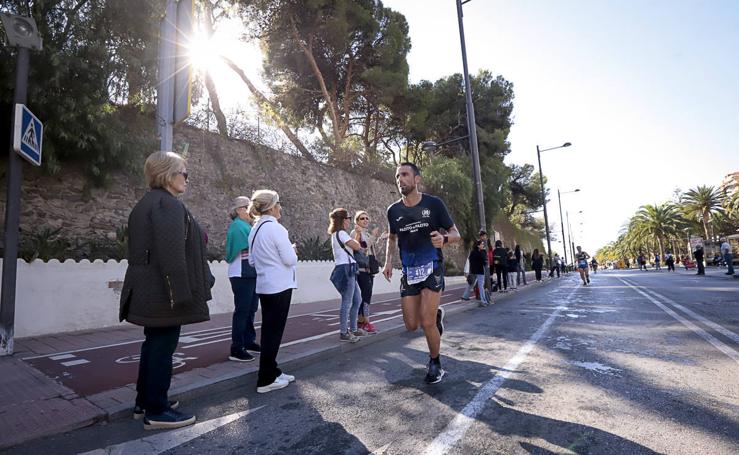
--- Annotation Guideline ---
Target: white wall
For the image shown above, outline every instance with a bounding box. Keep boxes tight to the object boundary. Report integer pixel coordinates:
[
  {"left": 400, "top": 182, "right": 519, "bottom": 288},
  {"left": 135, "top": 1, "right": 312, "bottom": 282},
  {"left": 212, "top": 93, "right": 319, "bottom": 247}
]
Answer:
[{"left": 3, "top": 259, "right": 460, "bottom": 338}]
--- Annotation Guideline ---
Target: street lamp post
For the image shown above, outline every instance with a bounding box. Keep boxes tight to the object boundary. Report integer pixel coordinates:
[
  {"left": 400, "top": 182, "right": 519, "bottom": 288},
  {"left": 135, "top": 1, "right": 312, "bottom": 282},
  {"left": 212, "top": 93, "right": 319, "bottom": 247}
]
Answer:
[
  {"left": 557, "top": 188, "right": 580, "bottom": 266},
  {"left": 536, "top": 142, "right": 571, "bottom": 266},
  {"left": 0, "top": 13, "right": 43, "bottom": 356}
]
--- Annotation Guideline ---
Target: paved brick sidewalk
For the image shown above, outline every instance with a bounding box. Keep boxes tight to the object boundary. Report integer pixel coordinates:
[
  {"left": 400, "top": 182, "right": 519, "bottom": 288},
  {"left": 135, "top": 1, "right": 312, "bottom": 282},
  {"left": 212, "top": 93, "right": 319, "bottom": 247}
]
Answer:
[{"left": 0, "top": 274, "right": 548, "bottom": 450}]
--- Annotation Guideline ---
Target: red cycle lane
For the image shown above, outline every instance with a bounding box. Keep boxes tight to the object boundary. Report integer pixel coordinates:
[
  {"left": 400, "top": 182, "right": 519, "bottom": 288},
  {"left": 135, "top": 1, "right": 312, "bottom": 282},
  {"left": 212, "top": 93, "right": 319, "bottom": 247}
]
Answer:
[{"left": 22, "top": 287, "right": 466, "bottom": 397}]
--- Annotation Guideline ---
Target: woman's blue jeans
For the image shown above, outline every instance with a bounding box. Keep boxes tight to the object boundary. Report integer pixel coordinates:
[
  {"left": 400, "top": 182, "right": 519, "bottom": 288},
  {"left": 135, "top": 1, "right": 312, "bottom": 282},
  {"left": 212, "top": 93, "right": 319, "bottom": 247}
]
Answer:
[
  {"left": 331, "top": 264, "right": 362, "bottom": 333},
  {"left": 229, "top": 277, "right": 259, "bottom": 353},
  {"left": 463, "top": 274, "right": 488, "bottom": 304}
]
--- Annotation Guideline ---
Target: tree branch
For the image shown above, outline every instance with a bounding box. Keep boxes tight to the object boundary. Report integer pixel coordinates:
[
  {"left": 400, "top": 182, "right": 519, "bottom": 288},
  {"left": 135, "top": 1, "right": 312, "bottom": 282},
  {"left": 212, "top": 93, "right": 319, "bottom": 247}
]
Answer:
[{"left": 222, "top": 56, "right": 315, "bottom": 161}]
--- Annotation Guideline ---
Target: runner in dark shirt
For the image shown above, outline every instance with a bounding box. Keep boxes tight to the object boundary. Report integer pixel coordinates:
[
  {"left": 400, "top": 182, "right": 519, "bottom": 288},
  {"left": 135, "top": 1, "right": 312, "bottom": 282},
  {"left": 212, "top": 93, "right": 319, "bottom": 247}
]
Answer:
[
  {"left": 383, "top": 163, "right": 461, "bottom": 384},
  {"left": 575, "top": 246, "right": 591, "bottom": 285}
]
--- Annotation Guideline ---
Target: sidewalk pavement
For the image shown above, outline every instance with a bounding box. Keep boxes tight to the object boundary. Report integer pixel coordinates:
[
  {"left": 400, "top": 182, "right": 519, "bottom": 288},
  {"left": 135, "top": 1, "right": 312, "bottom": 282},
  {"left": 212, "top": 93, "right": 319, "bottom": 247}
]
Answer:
[{"left": 0, "top": 272, "right": 545, "bottom": 450}]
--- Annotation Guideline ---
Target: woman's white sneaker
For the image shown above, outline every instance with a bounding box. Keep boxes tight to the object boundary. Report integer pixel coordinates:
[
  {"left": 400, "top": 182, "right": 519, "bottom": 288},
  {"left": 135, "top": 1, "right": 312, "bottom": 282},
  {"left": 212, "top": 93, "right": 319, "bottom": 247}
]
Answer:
[
  {"left": 257, "top": 376, "right": 289, "bottom": 393},
  {"left": 278, "top": 372, "right": 295, "bottom": 383}
]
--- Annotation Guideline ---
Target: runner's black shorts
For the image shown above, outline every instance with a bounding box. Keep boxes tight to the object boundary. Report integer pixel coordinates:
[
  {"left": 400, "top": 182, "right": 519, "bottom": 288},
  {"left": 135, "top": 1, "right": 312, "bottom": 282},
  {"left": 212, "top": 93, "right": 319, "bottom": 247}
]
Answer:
[{"left": 400, "top": 261, "right": 445, "bottom": 297}]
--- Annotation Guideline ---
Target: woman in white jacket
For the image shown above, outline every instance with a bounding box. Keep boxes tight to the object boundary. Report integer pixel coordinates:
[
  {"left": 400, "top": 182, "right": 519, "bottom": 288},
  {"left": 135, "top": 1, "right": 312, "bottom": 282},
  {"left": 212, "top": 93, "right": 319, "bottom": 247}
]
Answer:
[{"left": 248, "top": 190, "right": 298, "bottom": 394}]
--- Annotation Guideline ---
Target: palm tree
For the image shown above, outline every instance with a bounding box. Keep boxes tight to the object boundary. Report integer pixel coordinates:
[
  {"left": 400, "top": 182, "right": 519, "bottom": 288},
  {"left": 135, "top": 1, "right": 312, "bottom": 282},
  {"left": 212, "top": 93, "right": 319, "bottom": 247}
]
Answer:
[
  {"left": 631, "top": 203, "right": 685, "bottom": 258},
  {"left": 681, "top": 186, "right": 724, "bottom": 241}
]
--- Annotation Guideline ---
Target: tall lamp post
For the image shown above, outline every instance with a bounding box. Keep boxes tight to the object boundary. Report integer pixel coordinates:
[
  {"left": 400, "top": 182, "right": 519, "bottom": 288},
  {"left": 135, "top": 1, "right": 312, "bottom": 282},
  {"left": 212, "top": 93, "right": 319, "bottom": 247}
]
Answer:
[
  {"left": 536, "top": 142, "right": 571, "bottom": 266},
  {"left": 557, "top": 188, "right": 580, "bottom": 265},
  {"left": 425, "top": 0, "right": 491, "bottom": 294},
  {"left": 0, "top": 13, "right": 43, "bottom": 356}
]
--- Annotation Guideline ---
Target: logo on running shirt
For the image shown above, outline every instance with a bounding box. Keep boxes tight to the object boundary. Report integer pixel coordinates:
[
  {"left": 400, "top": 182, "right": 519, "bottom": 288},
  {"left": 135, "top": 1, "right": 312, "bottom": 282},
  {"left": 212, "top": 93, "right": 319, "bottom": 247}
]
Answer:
[
  {"left": 396, "top": 216, "right": 403, "bottom": 222},
  {"left": 399, "top": 221, "right": 430, "bottom": 233},
  {"left": 422, "top": 209, "right": 431, "bottom": 218}
]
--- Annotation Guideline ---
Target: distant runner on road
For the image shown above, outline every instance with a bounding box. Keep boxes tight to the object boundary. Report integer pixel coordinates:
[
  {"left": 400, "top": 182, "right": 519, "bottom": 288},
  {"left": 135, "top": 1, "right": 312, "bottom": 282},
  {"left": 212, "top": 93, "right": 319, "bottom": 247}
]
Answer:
[
  {"left": 590, "top": 257, "right": 598, "bottom": 273},
  {"left": 575, "top": 246, "right": 591, "bottom": 285},
  {"left": 383, "top": 162, "right": 461, "bottom": 384}
]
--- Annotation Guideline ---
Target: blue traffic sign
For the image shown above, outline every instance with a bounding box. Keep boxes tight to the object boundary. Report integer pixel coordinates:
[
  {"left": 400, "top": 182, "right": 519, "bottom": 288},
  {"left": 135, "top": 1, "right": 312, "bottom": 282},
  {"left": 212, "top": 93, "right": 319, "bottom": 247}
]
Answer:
[{"left": 12, "top": 104, "right": 43, "bottom": 166}]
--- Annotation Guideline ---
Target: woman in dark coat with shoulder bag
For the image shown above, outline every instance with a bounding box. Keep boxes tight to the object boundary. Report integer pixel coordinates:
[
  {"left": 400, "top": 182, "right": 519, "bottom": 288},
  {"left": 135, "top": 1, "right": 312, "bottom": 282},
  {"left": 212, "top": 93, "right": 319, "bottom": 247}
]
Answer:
[
  {"left": 462, "top": 240, "right": 489, "bottom": 306},
  {"left": 119, "top": 151, "right": 213, "bottom": 430}
]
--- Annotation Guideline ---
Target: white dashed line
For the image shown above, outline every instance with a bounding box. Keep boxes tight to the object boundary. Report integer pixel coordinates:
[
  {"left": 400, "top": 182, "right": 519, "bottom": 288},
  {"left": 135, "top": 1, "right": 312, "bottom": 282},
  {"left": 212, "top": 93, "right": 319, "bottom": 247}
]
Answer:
[
  {"left": 60, "top": 359, "right": 90, "bottom": 367},
  {"left": 421, "top": 287, "right": 578, "bottom": 455}
]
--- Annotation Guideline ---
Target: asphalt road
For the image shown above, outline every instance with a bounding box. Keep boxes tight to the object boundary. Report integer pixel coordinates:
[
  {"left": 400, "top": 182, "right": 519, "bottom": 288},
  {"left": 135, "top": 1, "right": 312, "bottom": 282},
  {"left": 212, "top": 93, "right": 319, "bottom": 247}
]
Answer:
[{"left": 7, "top": 269, "right": 738, "bottom": 455}]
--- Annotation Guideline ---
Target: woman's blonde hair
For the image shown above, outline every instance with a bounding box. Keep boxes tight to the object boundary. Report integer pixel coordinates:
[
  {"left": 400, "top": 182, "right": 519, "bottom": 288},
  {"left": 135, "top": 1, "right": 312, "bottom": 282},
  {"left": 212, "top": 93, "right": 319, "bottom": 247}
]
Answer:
[
  {"left": 144, "top": 151, "right": 186, "bottom": 189},
  {"left": 248, "top": 190, "right": 280, "bottom": 217},
  {"left": 353, "top": 210, "right": 369, "bottom": 223},
  {"left": 327, "top": 208, "right": 349, "bottom": 234}
]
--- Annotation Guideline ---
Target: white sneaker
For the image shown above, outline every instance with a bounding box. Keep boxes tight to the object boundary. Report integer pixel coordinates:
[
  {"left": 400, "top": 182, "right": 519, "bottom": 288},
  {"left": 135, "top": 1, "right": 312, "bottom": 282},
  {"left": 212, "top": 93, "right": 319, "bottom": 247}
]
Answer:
[
  {"left": 257, "top": 376, "right": 289, "bottom": 394},
  {"left": 278, "top": 373, "right": 295, "bottom": 383}
]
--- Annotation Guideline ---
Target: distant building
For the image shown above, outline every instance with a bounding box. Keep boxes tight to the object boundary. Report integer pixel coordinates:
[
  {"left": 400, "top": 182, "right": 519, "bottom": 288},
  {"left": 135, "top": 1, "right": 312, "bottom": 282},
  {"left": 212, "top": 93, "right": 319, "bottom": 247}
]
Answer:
[{"left": 721, "top": 172, "right": 739, "bottom": 196}]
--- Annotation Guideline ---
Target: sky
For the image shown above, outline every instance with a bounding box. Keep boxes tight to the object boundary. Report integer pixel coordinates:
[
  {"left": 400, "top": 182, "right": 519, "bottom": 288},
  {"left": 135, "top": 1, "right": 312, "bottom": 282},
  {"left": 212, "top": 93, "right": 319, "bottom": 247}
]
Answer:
[{"left": 201, "top": 0, "right": 739, "bottom": 255}]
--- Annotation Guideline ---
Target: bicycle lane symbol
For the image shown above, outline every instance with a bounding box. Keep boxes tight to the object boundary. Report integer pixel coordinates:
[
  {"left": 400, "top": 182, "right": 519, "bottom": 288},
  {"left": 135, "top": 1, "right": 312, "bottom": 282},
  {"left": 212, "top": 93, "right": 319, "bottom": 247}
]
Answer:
[{"left": 115, "top": 352, "right": 198, "bottom": 369}]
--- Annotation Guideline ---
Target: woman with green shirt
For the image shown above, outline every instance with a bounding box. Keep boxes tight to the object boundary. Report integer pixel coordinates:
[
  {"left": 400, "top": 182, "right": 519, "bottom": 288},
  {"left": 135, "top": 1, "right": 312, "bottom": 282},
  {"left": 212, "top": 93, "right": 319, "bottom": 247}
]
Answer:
[{"left": 226, "top": 196, "right": 261, "bottom": 362}]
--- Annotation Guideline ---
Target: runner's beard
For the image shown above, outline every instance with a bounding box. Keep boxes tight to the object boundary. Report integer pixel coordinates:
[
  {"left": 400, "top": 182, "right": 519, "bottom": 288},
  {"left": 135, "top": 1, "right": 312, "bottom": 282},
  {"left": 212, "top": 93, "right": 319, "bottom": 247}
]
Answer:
[{"left": 399, "top": 183, "right": 415, "bottom": 195}]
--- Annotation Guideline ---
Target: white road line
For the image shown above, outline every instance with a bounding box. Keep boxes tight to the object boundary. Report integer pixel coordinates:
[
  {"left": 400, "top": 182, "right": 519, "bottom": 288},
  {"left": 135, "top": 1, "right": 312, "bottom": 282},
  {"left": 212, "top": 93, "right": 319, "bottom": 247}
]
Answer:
[
  {"left": 79, "top": 406, "right": 264, "bottom": 455},
  {"left": 60, "top": 359, "right": 90, "bottom": 367},
  {"left": 620, "top": 279, "right": 739, "bottom": 363},
  {"left": 422, "top": 290, "right": 577, "bottom": 455},
  {"left": 641, "top": 288, "right": 739, "bottom": 345},
  {"left": 49, "top": 354, "right": 76, "bottom": 360}
]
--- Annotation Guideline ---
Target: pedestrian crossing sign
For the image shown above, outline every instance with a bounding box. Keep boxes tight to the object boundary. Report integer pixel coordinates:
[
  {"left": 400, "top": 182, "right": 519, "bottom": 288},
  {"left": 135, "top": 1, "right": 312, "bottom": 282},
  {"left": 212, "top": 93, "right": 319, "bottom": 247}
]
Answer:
[{"left": 13, "top": 104, "right": 43, "bottom": 166}]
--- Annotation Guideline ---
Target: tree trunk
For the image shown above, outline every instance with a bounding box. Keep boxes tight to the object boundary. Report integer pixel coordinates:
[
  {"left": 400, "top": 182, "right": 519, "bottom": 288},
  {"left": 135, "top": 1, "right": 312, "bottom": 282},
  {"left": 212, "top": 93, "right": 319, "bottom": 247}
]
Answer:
[
  {"left": 222, "top": 57, "right": 315, "bottom": 162},
  {"left": 201, "top": 2, "right": 228, "bottom": 136},
  {"left": 204, "top": 73, "right": 228, "bottom": 136}
]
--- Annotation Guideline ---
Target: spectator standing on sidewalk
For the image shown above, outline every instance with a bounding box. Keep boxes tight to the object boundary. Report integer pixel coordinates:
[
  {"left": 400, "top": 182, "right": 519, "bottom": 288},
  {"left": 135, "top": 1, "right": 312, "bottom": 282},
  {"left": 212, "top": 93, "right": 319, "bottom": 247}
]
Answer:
[
  {"left": 665, "top": 250, "right": 675, "bottom": 272},
  {"left": 549, "top": 253, "right": 561, "bottom": 278},
  {"left": 479, "top": 230, "right": 494, "bottom": 291},
  {"left": 515, "top": 244, "right": 527, "bottom": 286},
  {"left": 328, "top": 208, "right": 365, "bottom": 343},
  {"left": 506, "top": 249, "right": 518, "bottom": 290},
  {"left": 462, "top": 240, "right": 489, "bottom": 306},
  {"left": 694, "top": 245, "right": 705, "bottom": 275},
  {"left": 720, "top": 238, "right": 734, "bottom": 275},
  {"left": 351, "top": 210, "right": 381, "bottom": 334},
  {"left": 225, "top": 196, "right": 260, "bottom": 364},
  {"left": 531, "top": 249, "right": 544, "bottom": 281},
  {"left": 248, "top": 190, "right": 298, "bottom": 393},
  {"left": 120, "top": 151, "right": 213, "bottom": 430},
  {"left": 654, "top": 253, "right": 661, "bottom": 270},
  {"left": 493, "top": 240, "right": 508, "bottom": 292}
]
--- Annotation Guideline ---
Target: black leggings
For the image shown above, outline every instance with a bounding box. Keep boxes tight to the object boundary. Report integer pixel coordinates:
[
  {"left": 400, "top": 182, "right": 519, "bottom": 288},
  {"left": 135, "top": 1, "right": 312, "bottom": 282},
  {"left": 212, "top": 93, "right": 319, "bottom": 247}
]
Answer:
[
  {"left": 357, "top": 272, "right": 374, "bottom": 317},
  {"left": 257, "top": 289, "right": 292, "bottom": 387},
  {"left": 495, "top": 264, "right": 507, "bottom": 290}
]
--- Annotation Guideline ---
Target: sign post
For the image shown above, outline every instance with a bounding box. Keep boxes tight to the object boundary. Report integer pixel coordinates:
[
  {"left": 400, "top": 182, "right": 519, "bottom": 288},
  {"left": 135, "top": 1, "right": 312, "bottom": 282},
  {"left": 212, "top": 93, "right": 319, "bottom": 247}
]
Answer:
[
  {"left": 157, "top": 0, "right": 193, "bottom": 151},
  {"left": 0, "top": 13, "right": 43, "bottom": 356}
]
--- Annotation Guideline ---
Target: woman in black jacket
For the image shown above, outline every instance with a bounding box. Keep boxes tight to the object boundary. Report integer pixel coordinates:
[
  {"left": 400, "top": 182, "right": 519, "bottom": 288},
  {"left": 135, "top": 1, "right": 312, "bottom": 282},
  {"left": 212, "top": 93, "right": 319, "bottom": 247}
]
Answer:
[
  {"left": 492, "top": 240, "right": 508, "bottom": 292},
  {"left": 531, "top": 248, "right": 544, "bottom": 282},
  {"left": 462, "top": 240, "right": 489, "bottom": 306},
  {"left": 120, "top": 151, "right": 213, "bottom": 430}
]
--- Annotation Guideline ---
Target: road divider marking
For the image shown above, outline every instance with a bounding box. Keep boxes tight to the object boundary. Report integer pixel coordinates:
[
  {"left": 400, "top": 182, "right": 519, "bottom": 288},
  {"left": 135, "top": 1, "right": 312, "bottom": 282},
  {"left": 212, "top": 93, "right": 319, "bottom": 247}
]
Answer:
[
  {"left": 619, "top": 279, "right": 739, "bottom": 363},
  {"left": 640, "top": 288, "right": 739, "bottom": 345},
  {"left": 80, "top": 406, "right": 264, "bottom": 455},
  {"left": 422, "top": 287, "right": 578, "bottom": 455}
]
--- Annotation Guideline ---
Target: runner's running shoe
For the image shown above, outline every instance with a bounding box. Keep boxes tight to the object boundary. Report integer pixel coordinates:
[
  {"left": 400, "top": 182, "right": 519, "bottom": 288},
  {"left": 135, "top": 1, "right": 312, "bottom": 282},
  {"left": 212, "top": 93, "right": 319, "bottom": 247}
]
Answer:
[{"left": 425, "top": 357, "right": 446, "bottom": 384}]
